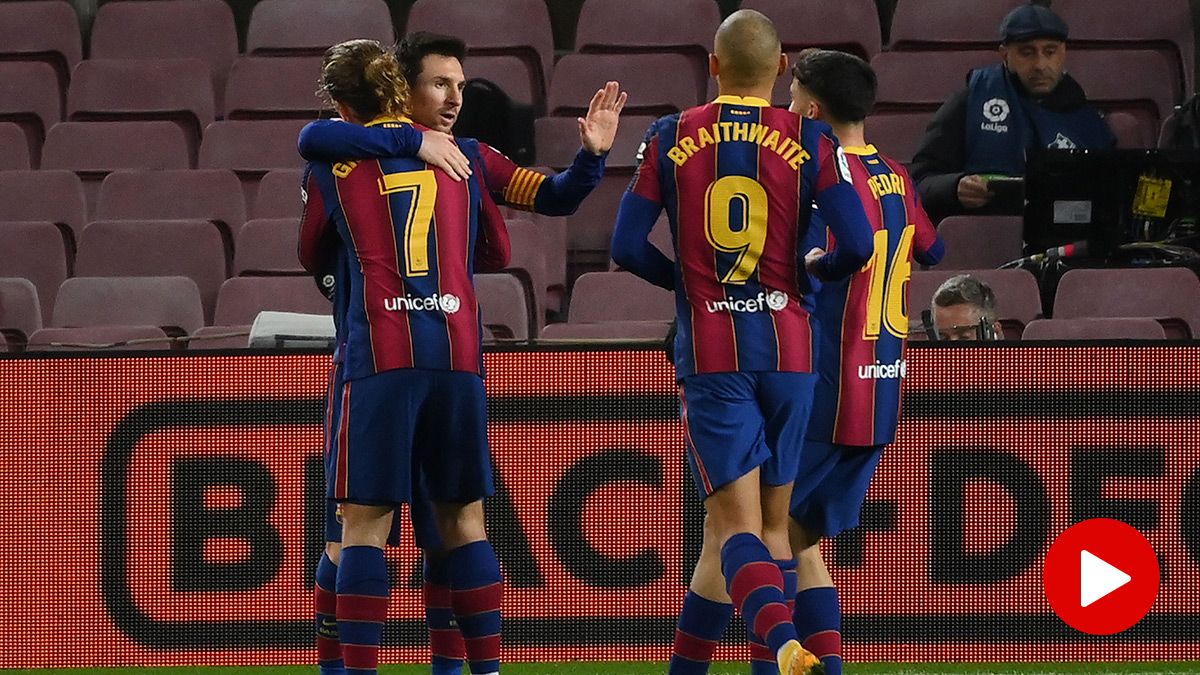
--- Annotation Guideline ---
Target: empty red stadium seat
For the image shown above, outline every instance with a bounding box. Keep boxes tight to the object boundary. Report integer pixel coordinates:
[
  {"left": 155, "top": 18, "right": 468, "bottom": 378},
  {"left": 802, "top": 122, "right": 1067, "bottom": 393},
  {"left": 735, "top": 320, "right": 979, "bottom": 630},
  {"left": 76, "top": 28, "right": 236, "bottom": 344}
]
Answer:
[
  {"left": 96, "top": 170, "right": 246, "bottom": 244},
  {"left": 214, "top": 276, "right": 331, "bottom": 326},
  {"left": 548, "top": 54, "right": 700, "bottom": 118},
  {"left": 1052, "top": 267, "right": 1200, "bottom": 339},
  {"left": 74, "top": 220, "right": 228, "bottom": 324},
  {"left": 406, "top": 0, "right": 554, "bottom": 110},
  {"left": 0, "top": 1, "right": 82, "bottom": 96},
  {"left": 933, "top": 216, "right": 1024, "bottom": 270},
  {"left": 199, "top": 120, "right": 307, "bottom": 174},
  {"left": 502, "top": 219, "right": 549, "bottom": 332},
  {"left": 1066, "top": 50, "right": 1176, "bottom": 137},
  {"left": 502, "top": 205, "right": 567, "bottom": 314},
  {"left": 223, "top": 56, "right": 326, "bottom": 121},
  {"left": 67, "top": 59, "right": 215, "bottom": 162},
  {"left": 0, "top": 62, "right": 60, "bottom": 167},
  {"left": 88, "top": 0, "right": 238, "bottom": 115},
  {"left": 0, "top": 124, "right": 31, "bottom": 170},
  {"left": 574, "top": 0, "right": 721, "bottom": 100},
  {"left": 1022, "top": 317, "right": 1167, "bottom": 340},
  {"left": 872, "top": 51, "right": 996, "bottom": 113},
  {"left": 246, "top": 0, "right": 395, "bottom": 57},
  {"left": 0, "top": 220, "right": 68, "bottom": 320},
  {"left": 868, "top": 111, "right": 934, "bottom": 164},
  {"left": 569, "top": 272, "right": 674, "bottom": 323},
  {"left": 535, "top": 114, "right": 656, "bottom": 171},
  {"left": 27, "top": 325, "right": 173, "bottom": 352},
  {"left": 1056, "top": 0, "right": 1194, "bottom": 95},
  {"left": 908, "top": 269, "right": 1043, "bottom": 339},
  {"left": 742, "top": 0, "right": 882, "bottom": 60},
  {"left": 0, "top": 170, "right": 87, "bottom": 249},
  {"left": 187, "top": 325, "right": 252, "bottom": 349},
  {"left": 464, "top": 56, "right": 537, "bottom": 107},
  {"left": 540, "top": 320, "right": 672, "bottom": 341},
  {"left": 1106, "top": 110, "right": 1157, "bottom": 149},
  {"left": 234, "top": 218, "right": 304, "bottom": 275},
  {"left": 889, "top": 0, "right": 1027, "bottom": 51},
  {"left": 53, "top": 276, "right": 204, "bottom": 336},
  {"left": 253, "top": 169, "right": 304, "bottom": 220},
  {"left": 0, "top": 277, "right": 42, "bottom": 348},
  {"left": 475, "top": 273, "right": 530, "bottom": 340},
  {"left": 565, "top": 174, "right": 628, "bottom": 260}
]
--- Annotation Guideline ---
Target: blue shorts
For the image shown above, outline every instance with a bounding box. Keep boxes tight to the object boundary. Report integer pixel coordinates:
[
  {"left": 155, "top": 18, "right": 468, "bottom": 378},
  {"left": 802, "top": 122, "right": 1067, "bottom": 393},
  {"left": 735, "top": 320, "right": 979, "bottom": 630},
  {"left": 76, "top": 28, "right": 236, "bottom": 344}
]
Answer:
[
  {"left": 680, "top": 371, "right": 816, "bottom": 501},
  {"left": 789, "top": 440, "right": 884, "bottom": 538},
  {"left": 327, "top": 368, "right": 494, "bottom": 508}
]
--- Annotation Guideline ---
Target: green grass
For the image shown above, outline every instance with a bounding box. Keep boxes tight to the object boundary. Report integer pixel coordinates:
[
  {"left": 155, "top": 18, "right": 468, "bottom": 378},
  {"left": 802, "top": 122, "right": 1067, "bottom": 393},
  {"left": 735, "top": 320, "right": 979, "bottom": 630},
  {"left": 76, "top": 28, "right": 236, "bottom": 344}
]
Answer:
[{"left": 6, "top": 664, "right": 1200, "bottom": 675}]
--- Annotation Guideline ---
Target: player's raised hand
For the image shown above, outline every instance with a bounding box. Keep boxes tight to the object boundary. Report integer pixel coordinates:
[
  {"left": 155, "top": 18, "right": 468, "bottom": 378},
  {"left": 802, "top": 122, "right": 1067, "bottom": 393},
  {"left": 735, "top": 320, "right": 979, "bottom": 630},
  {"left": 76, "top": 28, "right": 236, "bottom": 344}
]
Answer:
[
  {"left": 579, "top": 80, "right": 628, "bottom": 156},
  {"left": 418, "top": 129, "right": 472, "bottom": 181}
]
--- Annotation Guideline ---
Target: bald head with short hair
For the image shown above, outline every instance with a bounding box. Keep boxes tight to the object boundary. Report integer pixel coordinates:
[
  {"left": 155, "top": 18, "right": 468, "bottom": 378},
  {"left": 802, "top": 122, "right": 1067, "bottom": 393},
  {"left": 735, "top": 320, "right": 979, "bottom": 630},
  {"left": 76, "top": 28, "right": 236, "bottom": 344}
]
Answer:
[{"left": 712, "top": 9, "right": 784, "bottom": 91}]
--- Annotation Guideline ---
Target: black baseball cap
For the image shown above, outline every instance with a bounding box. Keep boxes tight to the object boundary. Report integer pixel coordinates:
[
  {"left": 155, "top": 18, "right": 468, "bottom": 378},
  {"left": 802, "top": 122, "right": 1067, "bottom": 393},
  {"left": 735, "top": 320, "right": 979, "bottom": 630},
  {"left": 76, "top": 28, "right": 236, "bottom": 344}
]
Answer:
[{"left": 999, "top": 3, "right": 1069, "bottom": 44}]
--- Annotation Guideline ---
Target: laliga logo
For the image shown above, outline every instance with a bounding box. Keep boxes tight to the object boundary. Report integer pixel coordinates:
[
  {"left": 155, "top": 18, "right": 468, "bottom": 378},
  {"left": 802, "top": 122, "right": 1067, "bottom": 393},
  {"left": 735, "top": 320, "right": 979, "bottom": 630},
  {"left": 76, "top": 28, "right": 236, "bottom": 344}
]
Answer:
[
  {"left": 384, "top": 293, "right": 462, "bottom": 314},
  {"left": 706, "top": 290, "right": 789, "bottom": 314},
  {"left": 983, "top": 98, "right": 1010, "bottom": 123}
]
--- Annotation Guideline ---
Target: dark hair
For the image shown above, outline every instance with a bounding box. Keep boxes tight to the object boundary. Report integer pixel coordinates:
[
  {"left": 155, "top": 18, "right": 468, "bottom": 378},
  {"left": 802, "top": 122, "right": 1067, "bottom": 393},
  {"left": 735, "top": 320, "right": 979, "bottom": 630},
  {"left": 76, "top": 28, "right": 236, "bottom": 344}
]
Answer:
[
  {"left": 396, "top": 31, "right": 468, "bottom": 86},
  {"left": 790, "top": 48, "right": 877, "bottom": 123},
  {"left": 319, "top": 39, "right": 409, "bottom": 121},
  {"left": 932, "top": 275, "right": 998, "bottom": 316}
]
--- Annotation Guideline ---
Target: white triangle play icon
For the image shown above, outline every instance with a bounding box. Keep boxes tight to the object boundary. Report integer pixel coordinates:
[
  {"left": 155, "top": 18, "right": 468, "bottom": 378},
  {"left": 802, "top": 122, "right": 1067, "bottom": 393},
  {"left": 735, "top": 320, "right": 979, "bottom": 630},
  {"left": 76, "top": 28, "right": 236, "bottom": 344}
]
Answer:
[{"left": 1080, "top": 550, "right": 1131, "bottom": 608}]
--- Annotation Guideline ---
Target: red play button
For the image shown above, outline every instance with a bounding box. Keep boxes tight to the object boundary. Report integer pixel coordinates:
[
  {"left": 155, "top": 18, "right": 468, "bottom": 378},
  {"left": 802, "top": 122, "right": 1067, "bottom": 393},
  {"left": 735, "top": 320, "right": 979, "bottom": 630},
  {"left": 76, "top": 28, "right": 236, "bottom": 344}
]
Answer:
[{"left": 1043, "top": 518, "right": 1160, "bottom": 635}]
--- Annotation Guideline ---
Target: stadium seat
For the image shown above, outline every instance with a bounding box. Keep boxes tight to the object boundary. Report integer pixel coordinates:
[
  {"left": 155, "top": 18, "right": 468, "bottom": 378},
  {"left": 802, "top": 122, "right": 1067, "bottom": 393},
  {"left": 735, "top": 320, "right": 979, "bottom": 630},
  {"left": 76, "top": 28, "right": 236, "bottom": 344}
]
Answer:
[
  {"left": 0, "top": 221, "right": 69, "bottom": 320},
  {"left": 1051, "top": 267, "right": 1200, "bottom": 339},
  {"left": 464, "top": 56, "right": 537, "bottom": 107},
  {"left": 95, "top": 170, "right": 246, "bottom": 246},
  {"left": 574, "top": 0, "right": 721, "bottom": 100},
  {"left": 568, "top": 272, "right": 674, "bottom": 323},
  {"left": 53, "top": 276, "right": 204, "bottom": 336},
  {"left": 502, "top": 205, "right": 567, "bottom": 315},
  {"left": 67, "top": 59, "right": 215, "bottom": 162},
  {"left": 741, "top": 0, "right": 882, "bottom": 60},
  {"left": 88, "top": 0, "right": 238, "bottom": 115},
  {"left": 1066, "top": 50, "right": 1176, "bottom": 137},
  {"left": 1106, "top": 110, "right": 1157, "bottom": 149},
  {"left": 933, "top": 216, "right": 1024, "bottom": 270},
  {"left": 889, "top": 0, "right": 1027, "bottom": 51},
  {"left": 41, "top": 121, "right": 192, "bottom": 216},
  {"left": 502, "top": 218, "right": 549, "bottom": 333},
  {"left": 871, "top": 51, "right": 995, "bottom": 113},
  {"left": 199, "top": 120, "right": 308, "bottom": 207},
  {"left": 0, "top": 62, "right": 60, "bottom": 167},
  {"left": 223, "top": 56, "right": 326, "bottom": 120},
  {"left": 907, "top": 269, "right": 1043, "bottom": 339},
  {"left": 186, "top": 325, "right": 252, "bottom": 349},
  {"left": 246, "top": 0, "right": 395, "bottom": 57},
  {"left": 1055, "top": 0, "right": 1194, "bottom": 96},
  {"left": 0, "top": 277, "right": 42, "bottom": 349},
  {"left": 540, "top": 320, "right": 672, "bottom": 341},
  {"left": 406, "top": 0, "right": 554, "bottom": 110},
  {"left": 564, "top": 174, "right": 629, "bottom": 261},
  {"left": 534, "top": 114, "right": 655, "bottom": 171},
  {"left": 1021, "top": 317, "right": 1167, "bottom": 340},
  {"left": 475, "top": 273, "right": 530, "bottom": 340},
  {"left": 0, "top": 1, "right": 82, "bottom": 96},
  {"left": 548, "top": 54, "right": 700, "bottom": 118},
  {"left": 234, "top": 218, "right": 305, "bottom": 276},
  {"left": 253, "top": 169, "right": 304, "bottom": 220},
  {"left": 609, "top": 214, "right": 673, "bottom": 270},
  {"left": 213, "top": 276, "right": 331, "bottom": 326},
  {"left": 0, "top": 170, "right": 88, "bottom": 250},
  {"left": 74, "top": 220, "right": 228, "bottom": 324},
  {"left": 0, "top": 124, "right": 31, "bottom": 170},
  {"left": 26, "top": 325, "right": 173, "bottom": 352},
  {"left": 868, "top": 111, "right": 935, "bottom": 164}
]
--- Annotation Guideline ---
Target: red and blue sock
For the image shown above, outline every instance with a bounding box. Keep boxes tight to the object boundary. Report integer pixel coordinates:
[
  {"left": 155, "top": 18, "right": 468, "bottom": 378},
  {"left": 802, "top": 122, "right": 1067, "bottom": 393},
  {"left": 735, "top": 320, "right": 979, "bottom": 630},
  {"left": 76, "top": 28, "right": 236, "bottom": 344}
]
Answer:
[
  {"left": 667, "top": 591, "right": 733, "bottom": 675},
  {"left": 447, "top": 541, "right": 502, "bottom": 675},
  {"left": 336, "top": 546, "right": 390, "bottom": 675},
  {"left": 424, "top": 553, "right": 466, "bottom": 675},
  {"left": 749, "top": 558, "right": 799, "bottom": 675},
  {"left": 721, "top": 533, "right": 797, "bottom": 656},
  {"left": 794, "top": 586, "right": 843, "bottom": 675},
  {"left": 315, "top": 552, "right": 346, "bottom": 675}
]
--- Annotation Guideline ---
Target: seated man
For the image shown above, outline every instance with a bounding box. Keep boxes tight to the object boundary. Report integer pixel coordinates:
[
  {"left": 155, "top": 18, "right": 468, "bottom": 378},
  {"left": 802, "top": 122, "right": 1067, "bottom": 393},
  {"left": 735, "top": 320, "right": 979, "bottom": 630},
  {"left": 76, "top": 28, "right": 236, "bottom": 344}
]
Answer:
[
  {"left": 929, "top": 274, "right": 1004, "bottom": 341},
  {"left": 910, "top": 1, "right": 1115, "bottom": 223}
]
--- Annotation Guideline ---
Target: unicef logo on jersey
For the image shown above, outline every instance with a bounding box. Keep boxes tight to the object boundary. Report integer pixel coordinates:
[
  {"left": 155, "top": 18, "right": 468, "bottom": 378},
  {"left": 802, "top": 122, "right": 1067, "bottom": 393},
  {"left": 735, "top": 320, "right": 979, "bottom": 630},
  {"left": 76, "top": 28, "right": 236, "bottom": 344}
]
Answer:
[
  {"left": 384, "top": 292, "right": 462, "bottom": 314},
  {"left": 706, "top": 290, "right": 790, "bottom": 314}
]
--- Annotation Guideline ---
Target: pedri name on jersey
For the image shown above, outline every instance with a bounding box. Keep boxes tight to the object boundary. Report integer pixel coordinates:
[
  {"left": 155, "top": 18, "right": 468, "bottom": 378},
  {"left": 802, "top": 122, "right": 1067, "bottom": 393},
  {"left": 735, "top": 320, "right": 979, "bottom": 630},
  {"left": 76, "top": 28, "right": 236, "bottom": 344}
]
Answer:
[
  {"left": 867, "top": 171, "right": 908, "bottom": 201},
  {"left": 666, "top": 121, "right": 811, "bottom": 169}
]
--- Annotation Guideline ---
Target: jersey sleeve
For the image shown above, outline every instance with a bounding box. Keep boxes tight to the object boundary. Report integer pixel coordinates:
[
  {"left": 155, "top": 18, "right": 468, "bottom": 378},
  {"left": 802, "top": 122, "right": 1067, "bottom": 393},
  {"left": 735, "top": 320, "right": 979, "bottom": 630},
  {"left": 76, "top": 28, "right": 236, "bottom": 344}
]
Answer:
[
  {"left": 810, "top": 131, "right": 874, "bottom": 280},
  {"left": 477, "top": 142, "right": 604, "bottom": 216},
  {"left": 900, "top": 163, "right": 945, "bottom": 266},
  {"left": 297, "top": 119, "right": 422, "bottom": 161},
  {"left": 297, "top": 164, "right": 332, "bottom": 273},
  {"left": 610, "top": 125, "right": 673, "bottom": 289},
  {"left": 472, "top": 157, "right": 512, "bottom": 273}
]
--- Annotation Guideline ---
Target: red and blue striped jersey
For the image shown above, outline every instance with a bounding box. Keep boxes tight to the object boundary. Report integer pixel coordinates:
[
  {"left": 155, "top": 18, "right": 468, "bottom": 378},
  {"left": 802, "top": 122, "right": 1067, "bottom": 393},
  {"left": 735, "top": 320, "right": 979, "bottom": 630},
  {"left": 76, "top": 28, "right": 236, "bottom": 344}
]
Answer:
[
  {"left": 298, "top": 117, "right": 504, "bottom": 381},
  {"left": 618, "top": 95, "right": 873, "bottom": 377},
  {"left": 806, "top": 145, "right": 944, "bottom": 447}
]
